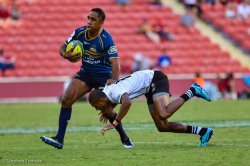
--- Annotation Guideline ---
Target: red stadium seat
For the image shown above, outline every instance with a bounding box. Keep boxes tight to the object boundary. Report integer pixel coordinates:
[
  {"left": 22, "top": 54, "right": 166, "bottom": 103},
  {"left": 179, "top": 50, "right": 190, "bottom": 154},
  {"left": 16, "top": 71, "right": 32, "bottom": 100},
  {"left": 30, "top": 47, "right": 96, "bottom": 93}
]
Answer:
[{"left": 0, "top": 0, "right": 248, "bottom": 77}]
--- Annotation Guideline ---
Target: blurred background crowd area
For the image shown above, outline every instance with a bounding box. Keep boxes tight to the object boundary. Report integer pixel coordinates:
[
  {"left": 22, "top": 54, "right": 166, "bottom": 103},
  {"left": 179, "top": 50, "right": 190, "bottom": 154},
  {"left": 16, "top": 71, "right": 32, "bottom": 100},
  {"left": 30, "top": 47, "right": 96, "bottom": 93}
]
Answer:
[{"left": 0, "top": 0, "right": 250, "bottom": 101}]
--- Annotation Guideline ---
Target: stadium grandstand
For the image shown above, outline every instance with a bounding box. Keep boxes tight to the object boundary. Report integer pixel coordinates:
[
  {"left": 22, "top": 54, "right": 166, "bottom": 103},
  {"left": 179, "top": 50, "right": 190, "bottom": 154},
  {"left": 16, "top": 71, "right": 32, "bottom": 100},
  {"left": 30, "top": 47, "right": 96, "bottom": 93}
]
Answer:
[{"left": 0, "top": 0, "right": 250, "bottom": 103}]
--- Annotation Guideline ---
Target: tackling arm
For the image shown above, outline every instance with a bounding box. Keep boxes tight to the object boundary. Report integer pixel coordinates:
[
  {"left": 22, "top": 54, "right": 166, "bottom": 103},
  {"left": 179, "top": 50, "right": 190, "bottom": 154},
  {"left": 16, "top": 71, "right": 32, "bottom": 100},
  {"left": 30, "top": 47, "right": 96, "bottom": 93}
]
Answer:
[
  {"left": 106, "top": 58, "right": 120, "bottom": 85},
  {"left": 114, "top": 93, "right": 132, "bottom": 124},
  {"left": 101, "top": 93, "right": 132, "bottom": 135}
]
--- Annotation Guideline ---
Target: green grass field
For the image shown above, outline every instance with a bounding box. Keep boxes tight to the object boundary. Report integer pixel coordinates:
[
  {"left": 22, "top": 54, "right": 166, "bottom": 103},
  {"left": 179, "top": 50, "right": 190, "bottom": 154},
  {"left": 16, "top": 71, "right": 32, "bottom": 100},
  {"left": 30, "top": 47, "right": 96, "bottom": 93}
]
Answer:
[{"left": 0, "top": 100, "right": 250, "bottom": 166}]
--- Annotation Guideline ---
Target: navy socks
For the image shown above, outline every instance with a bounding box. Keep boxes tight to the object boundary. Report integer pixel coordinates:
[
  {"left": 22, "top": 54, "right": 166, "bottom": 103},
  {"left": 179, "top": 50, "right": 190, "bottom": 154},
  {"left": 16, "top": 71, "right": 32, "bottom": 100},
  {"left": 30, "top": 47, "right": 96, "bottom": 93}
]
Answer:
[
  {"left": 55, "top": 109, "right": 128, "bottom": 143},
  {"left": 56, "top": 107, "right": 72, "bottom": 142},
  {"left": 109, "top": 113, "right": 128, "bottom": 141}
]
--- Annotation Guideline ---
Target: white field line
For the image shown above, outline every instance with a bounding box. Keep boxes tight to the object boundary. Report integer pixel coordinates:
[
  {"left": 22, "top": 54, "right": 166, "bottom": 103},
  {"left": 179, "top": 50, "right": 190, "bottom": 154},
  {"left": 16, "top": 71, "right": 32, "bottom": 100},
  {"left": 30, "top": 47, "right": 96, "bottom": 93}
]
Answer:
[
  {"left": 1, "top": 142, "right": 249, "bottom": 150},
  {"left": 66, "top": 140, "right": 250, "bottom": 147},
  {"left": 1, "top": 120, "right": 250, "bottom": 134},
  {"left": 125, "top": 142, "right": 250, "bottom": 147},
  {"left": 135, "top": 142, "right": 250, "bottom": 147}
]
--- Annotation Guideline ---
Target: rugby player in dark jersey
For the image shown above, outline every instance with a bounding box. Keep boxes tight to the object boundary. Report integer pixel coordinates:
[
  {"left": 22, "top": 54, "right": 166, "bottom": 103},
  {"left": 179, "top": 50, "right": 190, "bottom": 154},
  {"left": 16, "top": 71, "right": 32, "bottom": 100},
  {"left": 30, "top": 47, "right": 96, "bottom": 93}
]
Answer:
[{"left": 40, "top": 8, "right": 133, "bottom": 149}]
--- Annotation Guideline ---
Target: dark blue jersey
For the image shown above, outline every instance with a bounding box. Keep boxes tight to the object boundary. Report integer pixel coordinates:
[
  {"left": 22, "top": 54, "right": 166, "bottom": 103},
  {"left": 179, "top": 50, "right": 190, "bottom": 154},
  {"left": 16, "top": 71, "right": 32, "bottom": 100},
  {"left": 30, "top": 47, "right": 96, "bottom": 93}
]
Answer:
[{"left": 65, "top": 26, "right": 118, "bottom": 74}]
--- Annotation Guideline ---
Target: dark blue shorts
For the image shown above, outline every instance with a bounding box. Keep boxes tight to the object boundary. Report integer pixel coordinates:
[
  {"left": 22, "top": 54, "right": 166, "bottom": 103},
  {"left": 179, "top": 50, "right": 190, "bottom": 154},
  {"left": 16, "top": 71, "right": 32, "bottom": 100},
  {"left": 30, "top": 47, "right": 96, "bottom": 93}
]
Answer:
[
  {"left": 0, "top": 63, "right": 14, "bottom": 70},
  {"left": 74, "top": 70, "right": 111, "bottom": 90}
]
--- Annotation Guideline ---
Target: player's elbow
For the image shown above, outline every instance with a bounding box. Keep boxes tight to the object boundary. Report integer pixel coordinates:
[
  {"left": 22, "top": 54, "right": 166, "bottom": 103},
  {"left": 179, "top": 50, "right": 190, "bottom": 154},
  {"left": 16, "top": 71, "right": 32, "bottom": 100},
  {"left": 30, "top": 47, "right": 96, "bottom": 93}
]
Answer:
[
  {"left": 121, "top": 93, "right": 132, "bottom": 106},
  {"left": 126, "top": 98, "right": 132, "bottom": 105}
]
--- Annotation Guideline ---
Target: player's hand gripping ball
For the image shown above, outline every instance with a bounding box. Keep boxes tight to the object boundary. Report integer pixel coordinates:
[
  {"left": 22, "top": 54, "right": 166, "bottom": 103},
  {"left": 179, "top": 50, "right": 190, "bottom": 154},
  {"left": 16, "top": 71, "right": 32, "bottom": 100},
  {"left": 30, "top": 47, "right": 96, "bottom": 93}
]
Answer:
[{"left": 65, "top": 40, "right": 84, "bottom": 63}]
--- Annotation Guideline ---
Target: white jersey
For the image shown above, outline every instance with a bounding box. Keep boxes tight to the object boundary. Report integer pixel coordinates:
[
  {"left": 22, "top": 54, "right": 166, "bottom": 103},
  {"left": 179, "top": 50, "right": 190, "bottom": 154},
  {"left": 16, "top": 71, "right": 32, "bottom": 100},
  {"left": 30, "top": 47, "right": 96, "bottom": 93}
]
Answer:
[{"left": 103, "top": 70, "right": 154, "bottom": 103}]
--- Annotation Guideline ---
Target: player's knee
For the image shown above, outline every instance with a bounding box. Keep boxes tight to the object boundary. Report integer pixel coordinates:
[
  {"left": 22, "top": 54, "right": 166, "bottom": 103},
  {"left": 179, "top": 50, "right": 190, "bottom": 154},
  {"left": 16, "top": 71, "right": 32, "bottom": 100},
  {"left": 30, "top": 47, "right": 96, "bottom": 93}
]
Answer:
[
  {"left": 61, "top": 95, "right": 74, "bottom": 107},
  {"left": 159, "top": 111, "right": 171, "bottom": 120},
  {"left": 154, "top": 116, "right": 171, "bottom": 132},
  {"left": 157, "top": 127, "right": 164, "bottom": 132},
  {"left": 156, "top": 126, "right": 169, "bottom": 132}
]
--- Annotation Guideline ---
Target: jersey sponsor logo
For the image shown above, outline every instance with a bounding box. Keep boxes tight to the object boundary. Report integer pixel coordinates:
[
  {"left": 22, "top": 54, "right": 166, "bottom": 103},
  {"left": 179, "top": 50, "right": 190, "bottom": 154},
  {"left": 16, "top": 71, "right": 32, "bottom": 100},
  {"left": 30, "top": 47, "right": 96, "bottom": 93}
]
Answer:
[
  {"left": 83, "top": 56, "right": 100, "bottom": 64},
  {"left": 83, "top": 59, "right": 101, "bottom": 64},
  {"left": 83, "top": 41, "right": 90, "bottom": 45},
  {"left": 89, "top": 45, "right": 97, "bottom": 53},
  {"left": 67, "top": 31, "right": 75, "bottom": 43},
  {"left": 90, "top": 47, "right": 97, "bottom": 53},
  {"left": 108, "top": 46, "right": 117, "bottom": 54}
]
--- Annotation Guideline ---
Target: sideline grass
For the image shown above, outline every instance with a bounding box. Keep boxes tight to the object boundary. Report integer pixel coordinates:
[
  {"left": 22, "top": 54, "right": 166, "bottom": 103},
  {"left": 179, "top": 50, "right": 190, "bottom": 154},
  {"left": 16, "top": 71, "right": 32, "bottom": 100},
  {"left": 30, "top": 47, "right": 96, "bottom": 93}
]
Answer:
[{"left": 0, "top": 100, "right": 250, "bottom": 166}]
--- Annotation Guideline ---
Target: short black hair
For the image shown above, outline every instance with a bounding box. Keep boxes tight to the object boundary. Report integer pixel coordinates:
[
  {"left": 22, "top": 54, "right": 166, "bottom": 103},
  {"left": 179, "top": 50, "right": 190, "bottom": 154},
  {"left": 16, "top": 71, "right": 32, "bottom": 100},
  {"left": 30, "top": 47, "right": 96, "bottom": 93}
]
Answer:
[
  {"left": 91, "top": 8, "right": 105, "bottom": 22},
  {"left": 88, "top": 90, "right": 106, "bottom": 104}
]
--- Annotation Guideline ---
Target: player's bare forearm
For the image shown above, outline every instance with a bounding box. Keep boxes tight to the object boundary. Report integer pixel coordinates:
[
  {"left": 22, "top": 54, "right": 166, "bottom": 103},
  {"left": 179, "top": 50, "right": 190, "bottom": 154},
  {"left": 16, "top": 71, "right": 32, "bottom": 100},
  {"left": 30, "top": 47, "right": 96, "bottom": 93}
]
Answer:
[
  {"left": 106, "top": 58, "right": 120, "bottom": 85},
  {"left": 110, "top": 58, "right": 120, "bottom": 80},
  {"left": 116, "top": 93, "right": 131, "bottom": 122},
  {"left": 101, "top": 95, "right": 131, "bottom": 136}
]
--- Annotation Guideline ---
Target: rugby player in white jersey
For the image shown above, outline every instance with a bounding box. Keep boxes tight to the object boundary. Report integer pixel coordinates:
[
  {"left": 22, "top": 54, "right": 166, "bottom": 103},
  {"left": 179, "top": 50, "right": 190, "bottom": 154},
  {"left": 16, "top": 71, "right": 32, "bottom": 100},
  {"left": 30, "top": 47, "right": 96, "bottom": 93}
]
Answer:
[{"left": 88, "top": 70, "right": 214, "bottom": 147}]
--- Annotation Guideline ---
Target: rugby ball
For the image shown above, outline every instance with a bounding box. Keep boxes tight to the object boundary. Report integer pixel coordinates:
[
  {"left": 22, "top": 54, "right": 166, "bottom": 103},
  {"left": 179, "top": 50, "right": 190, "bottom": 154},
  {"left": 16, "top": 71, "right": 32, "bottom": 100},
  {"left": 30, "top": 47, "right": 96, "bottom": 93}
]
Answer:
[{"left": 65, "top": 40, "right": 84, "bottom": 63}]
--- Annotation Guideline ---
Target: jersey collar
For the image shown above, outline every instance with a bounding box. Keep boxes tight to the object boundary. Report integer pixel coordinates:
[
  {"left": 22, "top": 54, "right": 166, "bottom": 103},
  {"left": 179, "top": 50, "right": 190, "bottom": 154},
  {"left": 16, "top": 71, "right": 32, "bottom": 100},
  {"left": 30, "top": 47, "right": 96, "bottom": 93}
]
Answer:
[{"left": 85, "top": 28, "right": 103, "bottom": 41}]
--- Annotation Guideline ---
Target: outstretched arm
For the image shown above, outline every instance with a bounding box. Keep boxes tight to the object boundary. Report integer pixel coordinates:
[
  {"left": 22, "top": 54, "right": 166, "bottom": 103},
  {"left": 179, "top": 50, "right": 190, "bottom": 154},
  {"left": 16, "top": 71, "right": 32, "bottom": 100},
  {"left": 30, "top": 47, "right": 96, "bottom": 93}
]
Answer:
[
  {"left": 101, "top": 93, "right": 131, "bottom": 135},
  {"left": 114, "top": 93, "right": 131, "bottom": 124}
]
